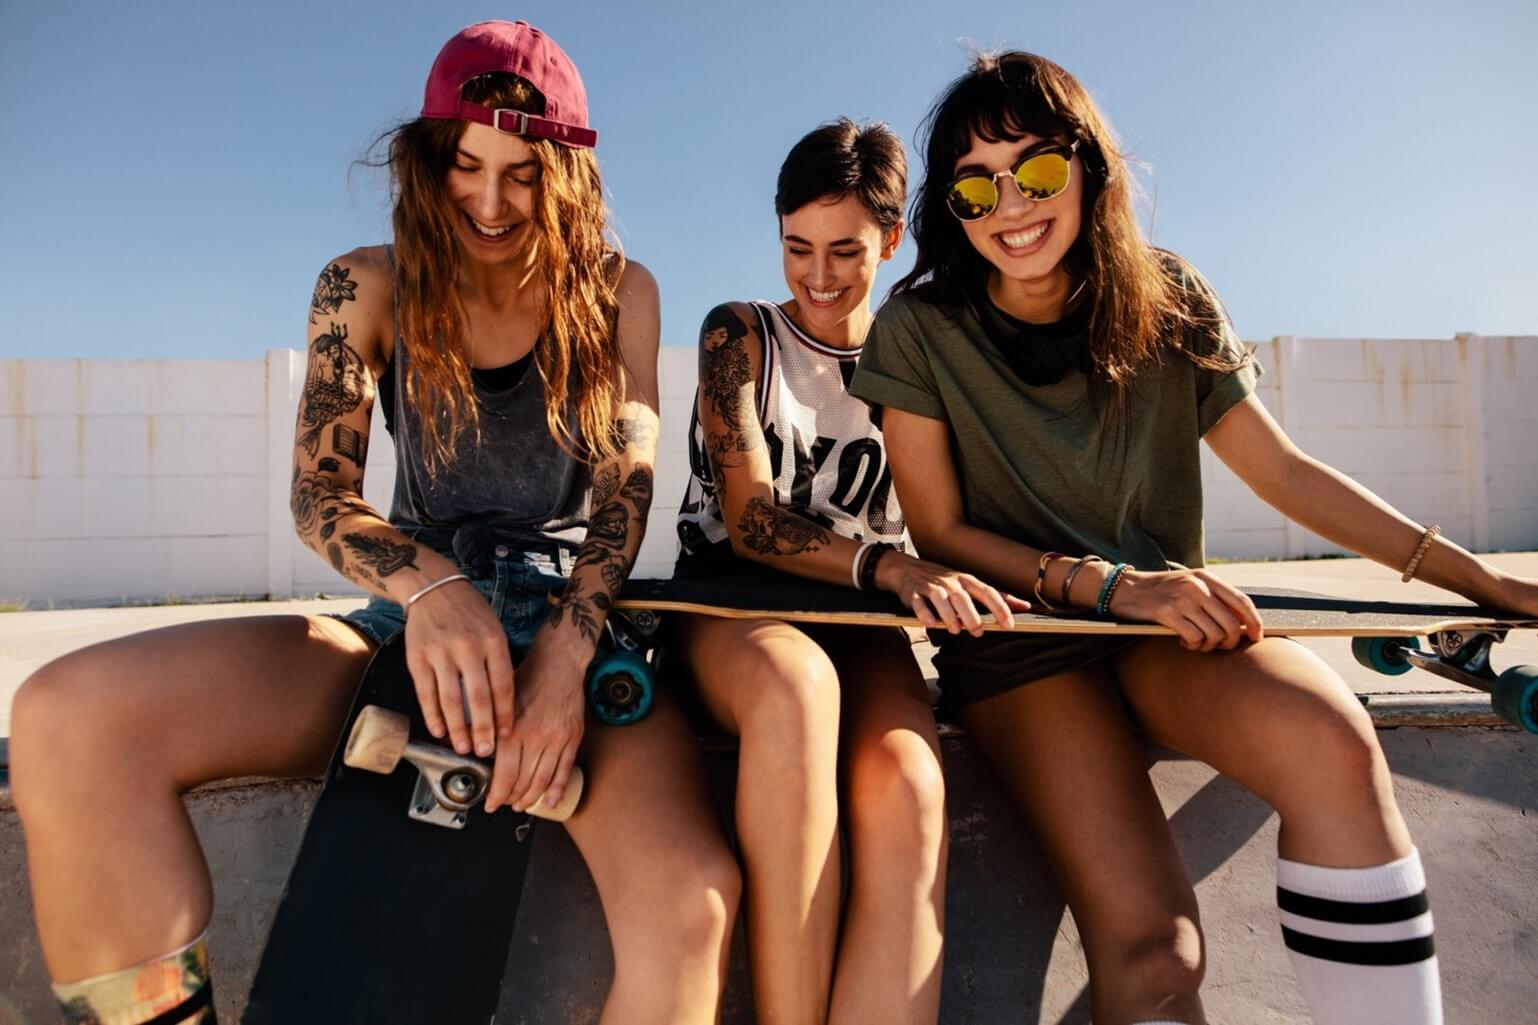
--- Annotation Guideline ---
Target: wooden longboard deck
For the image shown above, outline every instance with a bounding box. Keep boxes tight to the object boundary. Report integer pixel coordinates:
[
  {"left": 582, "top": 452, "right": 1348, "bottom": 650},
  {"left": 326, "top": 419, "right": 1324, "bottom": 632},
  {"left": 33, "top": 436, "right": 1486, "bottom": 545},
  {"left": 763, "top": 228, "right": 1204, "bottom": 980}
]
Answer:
[{"left": 616, "top": 577, "right": 1538, "bottom": 639}]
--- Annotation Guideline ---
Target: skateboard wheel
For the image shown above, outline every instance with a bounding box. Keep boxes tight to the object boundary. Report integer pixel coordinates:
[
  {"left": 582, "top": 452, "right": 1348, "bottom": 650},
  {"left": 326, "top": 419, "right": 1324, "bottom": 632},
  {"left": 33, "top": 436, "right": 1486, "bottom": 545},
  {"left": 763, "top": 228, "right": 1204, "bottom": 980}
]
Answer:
[
  {"left": 586, "top": 651, "right": 655, "bottom": 726},
  {"left": 1491, "top": 666, "right": 1538, "bottom": 734},
  {"left": 1351, "top": 636, "right": 1418, "bottom": 676},
  {"left": 342, "top": 705, "right": 411, "bottom": 774},
  {"left": 527, "top": 765, "right": 584, "bottom": 823}
]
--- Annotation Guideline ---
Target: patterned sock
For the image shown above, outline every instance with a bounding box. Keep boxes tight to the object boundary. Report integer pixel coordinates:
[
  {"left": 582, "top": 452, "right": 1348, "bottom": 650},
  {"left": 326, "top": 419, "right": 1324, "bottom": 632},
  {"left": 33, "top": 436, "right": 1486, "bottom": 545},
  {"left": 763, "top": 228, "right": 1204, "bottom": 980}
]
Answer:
[
  {"left": 1277, "top": 848, "right": 1442, "bottom": 1025},
  {"left": 52, "top": 931, "right": 216, "bottom": 1025}
]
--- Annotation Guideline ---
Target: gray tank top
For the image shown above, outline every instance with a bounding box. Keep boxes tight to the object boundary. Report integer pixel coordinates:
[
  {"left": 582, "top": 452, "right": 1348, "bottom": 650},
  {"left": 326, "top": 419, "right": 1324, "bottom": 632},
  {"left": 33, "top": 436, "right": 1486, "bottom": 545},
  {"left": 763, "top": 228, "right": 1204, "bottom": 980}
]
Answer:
[{"left": 385, "top": 303, "right": 590, "bottom": 560}]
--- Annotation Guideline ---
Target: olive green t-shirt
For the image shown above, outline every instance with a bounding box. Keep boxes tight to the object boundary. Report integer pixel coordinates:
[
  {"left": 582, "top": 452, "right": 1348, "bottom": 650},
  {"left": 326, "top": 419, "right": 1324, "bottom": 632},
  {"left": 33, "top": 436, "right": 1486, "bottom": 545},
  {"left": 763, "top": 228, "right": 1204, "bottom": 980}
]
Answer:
[{"left": 850, "top": 260, "right": 1260, "bottom": 578}]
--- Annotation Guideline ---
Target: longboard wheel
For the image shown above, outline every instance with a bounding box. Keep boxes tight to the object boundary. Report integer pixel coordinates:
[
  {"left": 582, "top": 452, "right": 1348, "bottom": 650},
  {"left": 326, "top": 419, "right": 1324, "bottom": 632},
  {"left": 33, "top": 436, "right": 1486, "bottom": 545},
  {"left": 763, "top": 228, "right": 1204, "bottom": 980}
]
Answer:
[
  {"left": 1351, "top": 636, "right": 1418, "bottom": 676},
  {"left": 587, "top": 651, "right": 655, "bottom": 726},
  {"left": 343, "top": 705, "right": 411, "bottom": 774},
  {"left": 1491, "top": 666, "right": 1538, "bottom": 734},
  {"left": 526, "top": 765, "right": 584, "bottom": 823}
]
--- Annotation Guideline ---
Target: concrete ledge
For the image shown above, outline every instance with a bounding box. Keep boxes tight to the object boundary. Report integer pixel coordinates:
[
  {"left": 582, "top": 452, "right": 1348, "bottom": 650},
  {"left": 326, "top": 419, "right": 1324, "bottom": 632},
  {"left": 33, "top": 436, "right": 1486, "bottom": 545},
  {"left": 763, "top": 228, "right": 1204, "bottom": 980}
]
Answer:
[{"left": 3, "top": 727, "right": 1535, "bottom": 1024}]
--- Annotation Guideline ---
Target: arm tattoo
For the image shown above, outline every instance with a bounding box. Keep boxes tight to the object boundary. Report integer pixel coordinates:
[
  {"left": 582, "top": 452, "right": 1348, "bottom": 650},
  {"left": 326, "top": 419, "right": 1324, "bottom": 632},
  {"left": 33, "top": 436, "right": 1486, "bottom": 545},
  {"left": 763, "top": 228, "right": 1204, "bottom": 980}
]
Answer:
[
  {"left": 737, "top": 496, "right": 831, "bottom": 557},
  {"left": 699, "top": 306, "right": 754, "bottom": 430},
  {"left": 309, "top": 263, "right": 358, "bottom": 324},
  {"left": 612, "top": 418, "right": 657, "bottom": 449},
  {"left": 591, "top": 464, "right": 620, "bottom": 506},
  {"left": 297, "top": 323, "right": 368, "bottom": 457},
  {"left": 332, "top": 423, "right": 367, "bottom": 466},
  {"left": 547, "top": 577, "right": 610, "bottom": 642},
  {"left": 619, "top": 465, "right": 653, "bottom": 525},
  {"left": 290, "top": 467, "right": 373, "bottom": 535},
  {"left": 341, "top": 533, "right": 421, "bottom": 577}
]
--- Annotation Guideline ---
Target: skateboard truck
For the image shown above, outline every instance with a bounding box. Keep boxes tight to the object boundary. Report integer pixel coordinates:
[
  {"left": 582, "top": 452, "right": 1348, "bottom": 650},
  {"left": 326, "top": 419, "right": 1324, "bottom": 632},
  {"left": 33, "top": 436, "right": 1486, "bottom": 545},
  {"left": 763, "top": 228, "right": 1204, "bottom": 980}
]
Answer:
[
  {"left": 1353, "top": 630, "right": 1538, "bottom": 734},
  {"left": 342, "top": 705, "right": 584, "bottom": 829},
  {"left": 585, "top": 609, "right": 660, "bottom": 726}
]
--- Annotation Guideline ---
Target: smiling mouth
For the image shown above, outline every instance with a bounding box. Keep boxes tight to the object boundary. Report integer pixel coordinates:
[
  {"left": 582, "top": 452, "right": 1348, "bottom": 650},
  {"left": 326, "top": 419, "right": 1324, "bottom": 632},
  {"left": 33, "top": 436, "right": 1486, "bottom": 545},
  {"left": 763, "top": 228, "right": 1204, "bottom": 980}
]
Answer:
[
  {"left": 995, "top": 219, "right": 1052, "bottom": 252},
  {"left": 464, "top": 213, "right": 518, "bottom": 240},
  {"left": 806, "top": 286, "right": 847, "bottom": 306}
]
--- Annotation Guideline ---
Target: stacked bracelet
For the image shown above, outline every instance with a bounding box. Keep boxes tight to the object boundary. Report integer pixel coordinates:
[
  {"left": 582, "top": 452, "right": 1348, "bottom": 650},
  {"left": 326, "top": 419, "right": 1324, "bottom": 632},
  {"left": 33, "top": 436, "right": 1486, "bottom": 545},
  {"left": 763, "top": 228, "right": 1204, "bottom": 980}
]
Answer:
[
  {"left": 1095, "top": 563, "right": 1131, "bottom": 617},
  {"left": 1034, "top": 551, "right": 1065, "bottom": 610},
  {"left": 1061, "top": 555, "right": 1105, "bottom": 609},
  {"left": 851, "top": 540, "right": 877, "bottom": 590},
  {"left": 859, "top": 542, "right": 894, "bottom": 592},
  {"left": 405, "top": 573, "right": 471, "bottom": 614},
  {"left": 1400, "top": 524, "right": 1440, "bottom": 582}
]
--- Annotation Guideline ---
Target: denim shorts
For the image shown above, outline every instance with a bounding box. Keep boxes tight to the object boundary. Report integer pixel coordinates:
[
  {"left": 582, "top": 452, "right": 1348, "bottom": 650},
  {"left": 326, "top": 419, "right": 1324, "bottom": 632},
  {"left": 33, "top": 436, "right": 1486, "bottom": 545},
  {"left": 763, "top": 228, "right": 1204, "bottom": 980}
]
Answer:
[{"left": 333, "top": 537, "right": 578, "bottom": 651}]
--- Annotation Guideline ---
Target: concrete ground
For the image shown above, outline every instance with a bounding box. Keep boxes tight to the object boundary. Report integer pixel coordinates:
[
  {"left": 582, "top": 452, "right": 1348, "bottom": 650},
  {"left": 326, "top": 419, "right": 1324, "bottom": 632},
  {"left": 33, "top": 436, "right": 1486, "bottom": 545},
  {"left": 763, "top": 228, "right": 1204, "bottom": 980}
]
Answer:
[{"left": 1, "top": 554, "right": 1535, "bottom": 1023}]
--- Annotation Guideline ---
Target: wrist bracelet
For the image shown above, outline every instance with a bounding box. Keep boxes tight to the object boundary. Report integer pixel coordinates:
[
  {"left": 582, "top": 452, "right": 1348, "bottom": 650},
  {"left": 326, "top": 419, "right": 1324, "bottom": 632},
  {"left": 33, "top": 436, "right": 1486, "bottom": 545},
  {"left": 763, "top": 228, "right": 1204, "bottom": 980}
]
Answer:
[
  {"left": 860, "top": 542, "right": 894, "bottom": 592},
  {"left": 1034, "top": 551, "right": 1065, "bottom": 611},
  {"left": 405, "top": 573, "right": 470, "bottom": 614},
  {"left": 1095, "top": 563, "right": 1130, "bottom": 617},
  {"left": 851, "top": 540, "right": 877, "bottom": 590},
  {"left": 1061, "top": 555, "right": 1104, "bottom": 609},
  {"left": 1401, "top": 524, "right": 1440, "bottom": 583}
]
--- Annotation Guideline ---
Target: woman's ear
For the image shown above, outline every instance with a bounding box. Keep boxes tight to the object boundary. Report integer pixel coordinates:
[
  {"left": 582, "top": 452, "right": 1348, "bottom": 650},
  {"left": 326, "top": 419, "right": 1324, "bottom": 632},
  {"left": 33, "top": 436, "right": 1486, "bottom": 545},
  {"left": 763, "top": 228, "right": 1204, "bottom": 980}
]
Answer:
[{"left": 880, "top": 219, "right": 906, "bottom": 261}]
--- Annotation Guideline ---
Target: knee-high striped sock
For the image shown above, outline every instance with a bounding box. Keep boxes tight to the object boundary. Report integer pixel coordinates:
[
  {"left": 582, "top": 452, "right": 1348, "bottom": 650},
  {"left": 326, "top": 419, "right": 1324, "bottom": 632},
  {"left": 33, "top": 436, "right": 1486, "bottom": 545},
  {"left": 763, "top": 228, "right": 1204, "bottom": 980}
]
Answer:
[
  {"left": 52, "top": 930, "right": 216, "bottom": 1025},
  {"left": 1277, "top": 848, "right": 1441, "bottom": 1025}
]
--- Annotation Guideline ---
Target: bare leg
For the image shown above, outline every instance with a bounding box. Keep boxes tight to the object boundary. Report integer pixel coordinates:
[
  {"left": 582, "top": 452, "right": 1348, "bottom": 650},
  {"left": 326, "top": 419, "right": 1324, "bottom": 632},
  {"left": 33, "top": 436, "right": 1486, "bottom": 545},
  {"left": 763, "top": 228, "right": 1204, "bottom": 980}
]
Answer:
[
  {"left": 9, "top": 615, "right": 372, "bottom": 981},
  {"left": 825, "top": 630, "right": 947, "bottom": 1025},
  {"left": 564, "top": 691, "right": 741, "bottom": 1025},
  {"left": 1114, "top": 637, "right": 1411, "bottom": 866},
  {"left": 675, "top": 614, "right": 842, "bottom": 1025},
  {"left": 957, "top": 667, "right": 1207, "bottom": 1025}
]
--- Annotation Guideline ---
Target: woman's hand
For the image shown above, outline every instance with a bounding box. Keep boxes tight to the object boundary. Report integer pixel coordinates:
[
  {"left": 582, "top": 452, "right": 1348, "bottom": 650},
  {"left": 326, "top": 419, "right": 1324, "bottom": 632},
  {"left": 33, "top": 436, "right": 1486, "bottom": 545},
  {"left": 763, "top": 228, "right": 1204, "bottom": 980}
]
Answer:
[
  {"left": 1109, "top": 568, "right": 1264, "bottom": 652},
  {"left": 402, "top": 580, "right": 516, "bottom": 759},
  {"left": 485, "top": 627, "right": 587, "bottom": 814},
  {"left": 876, "top": 552, "right": 1031, "bottom": 637}
]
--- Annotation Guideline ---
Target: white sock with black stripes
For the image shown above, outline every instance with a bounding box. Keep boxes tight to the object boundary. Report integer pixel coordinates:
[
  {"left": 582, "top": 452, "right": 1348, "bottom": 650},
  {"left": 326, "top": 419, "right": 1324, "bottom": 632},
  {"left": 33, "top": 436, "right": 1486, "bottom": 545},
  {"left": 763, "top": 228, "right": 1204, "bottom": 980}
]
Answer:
[{"left": 1277, "top": 847, "right": 1442, "bottom": 1025}]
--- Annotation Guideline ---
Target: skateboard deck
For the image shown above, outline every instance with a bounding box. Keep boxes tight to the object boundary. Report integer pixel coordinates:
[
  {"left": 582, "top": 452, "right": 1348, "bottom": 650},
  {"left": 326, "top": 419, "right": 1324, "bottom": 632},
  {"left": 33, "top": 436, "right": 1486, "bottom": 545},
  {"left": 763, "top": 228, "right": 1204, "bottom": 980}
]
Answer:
[
  {"left": 615, "top": 576, "right": 1538, "bottom": 732},
  {"left": 242, "top": 633, "right": 579, "bottom": 1025}
]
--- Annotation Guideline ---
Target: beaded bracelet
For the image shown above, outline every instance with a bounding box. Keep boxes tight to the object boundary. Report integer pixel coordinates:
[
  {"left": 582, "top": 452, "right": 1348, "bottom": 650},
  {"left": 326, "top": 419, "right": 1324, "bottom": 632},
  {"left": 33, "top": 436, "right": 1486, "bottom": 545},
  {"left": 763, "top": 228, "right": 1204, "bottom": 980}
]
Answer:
[
  {"left": 1061, "top": 555, "right": 1105, "bottom": 609},
  {"left": 851, "top": 540, "right": 877, "bottom": 590},
  {"left": 860, "top": 543, "right": 894, "bottom": 592},
  {"left": 1401, "top": 524, "right": 1440, "bottom": 582},
  {"left": 1034, "top": 551, "right": 1065, "bottom": 610},
  {"left": 1095, "top": 563, "right": 1130, "bottom": 617}
]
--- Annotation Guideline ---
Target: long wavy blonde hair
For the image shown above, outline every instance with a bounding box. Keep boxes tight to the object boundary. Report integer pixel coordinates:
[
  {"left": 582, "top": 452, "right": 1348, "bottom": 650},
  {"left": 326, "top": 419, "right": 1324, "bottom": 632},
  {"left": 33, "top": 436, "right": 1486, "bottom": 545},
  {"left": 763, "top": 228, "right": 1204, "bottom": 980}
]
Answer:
[{"left": 387, "top": 72, "right": 623, "bottom": 475}]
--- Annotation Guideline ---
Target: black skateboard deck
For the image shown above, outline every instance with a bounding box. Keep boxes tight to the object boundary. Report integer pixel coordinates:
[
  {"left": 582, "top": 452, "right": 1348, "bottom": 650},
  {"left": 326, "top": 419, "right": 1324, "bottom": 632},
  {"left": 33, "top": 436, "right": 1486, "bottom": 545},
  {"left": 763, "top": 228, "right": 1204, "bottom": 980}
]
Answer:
[{"left": 242, "top": 634, "right": 537, "bottom": 1025}]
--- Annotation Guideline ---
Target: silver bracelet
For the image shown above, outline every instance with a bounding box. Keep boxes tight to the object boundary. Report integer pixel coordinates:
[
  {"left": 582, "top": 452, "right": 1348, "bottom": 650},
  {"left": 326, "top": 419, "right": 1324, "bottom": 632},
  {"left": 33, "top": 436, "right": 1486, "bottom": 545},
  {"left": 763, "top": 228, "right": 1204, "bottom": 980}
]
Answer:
[
  {"left": 851, "top": 540, "right": 876, "bottom": 590},
  {"left": 404, "top": 573, "right": 470, "bottom": 614}
]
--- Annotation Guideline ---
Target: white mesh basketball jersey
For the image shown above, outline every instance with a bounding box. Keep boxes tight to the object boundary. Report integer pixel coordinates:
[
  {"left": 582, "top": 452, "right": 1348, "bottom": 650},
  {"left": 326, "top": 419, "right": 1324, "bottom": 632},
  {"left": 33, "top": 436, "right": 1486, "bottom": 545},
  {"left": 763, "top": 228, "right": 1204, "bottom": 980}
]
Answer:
[{"left": 677, "top": 301, "right": 907, "bottom": 566}]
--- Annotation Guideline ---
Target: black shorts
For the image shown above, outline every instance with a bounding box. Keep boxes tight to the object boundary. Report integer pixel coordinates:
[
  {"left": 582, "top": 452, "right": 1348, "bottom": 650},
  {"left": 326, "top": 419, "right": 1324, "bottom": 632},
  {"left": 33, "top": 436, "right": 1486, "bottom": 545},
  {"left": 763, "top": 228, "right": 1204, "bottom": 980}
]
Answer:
[{"left": 931, "top": 631, "right": 1136, "bottom": 709}]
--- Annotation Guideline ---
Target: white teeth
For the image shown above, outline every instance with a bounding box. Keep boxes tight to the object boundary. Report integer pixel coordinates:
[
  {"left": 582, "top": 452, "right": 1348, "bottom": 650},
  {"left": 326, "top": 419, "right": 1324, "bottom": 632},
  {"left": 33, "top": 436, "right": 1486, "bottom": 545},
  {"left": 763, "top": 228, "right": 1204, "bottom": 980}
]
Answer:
[
  {"left": 1000, "top": 222, "right": 1049, "bottom": 248},
  {"left": 470, "top": 218, "right": 514, "bottom": 237},
  {"left": 808, "top": 287, "right": 845, "bottom": 304}
]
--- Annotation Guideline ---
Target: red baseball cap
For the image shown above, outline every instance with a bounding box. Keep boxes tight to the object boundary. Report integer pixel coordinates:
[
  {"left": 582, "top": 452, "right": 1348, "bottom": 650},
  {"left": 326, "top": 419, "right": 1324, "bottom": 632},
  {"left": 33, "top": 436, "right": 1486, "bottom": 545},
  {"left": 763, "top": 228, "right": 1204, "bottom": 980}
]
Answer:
[{"left": 421, "top": 21, "right": 598, "bottom": 149}]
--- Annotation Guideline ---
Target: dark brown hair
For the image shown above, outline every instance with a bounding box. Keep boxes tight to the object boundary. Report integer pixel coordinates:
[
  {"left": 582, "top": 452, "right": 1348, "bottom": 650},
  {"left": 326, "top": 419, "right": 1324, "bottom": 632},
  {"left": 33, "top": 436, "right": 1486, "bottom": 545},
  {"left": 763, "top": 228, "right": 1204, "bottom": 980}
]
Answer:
[
  {"left": 775, "top": 118, "right": 907, "bottom": 232},
  {"left": 386, "top": 72, "right": 623, "bottom": 474},
  {"left": 895, "top": 52, "right": 1243, "bottom": 418}
]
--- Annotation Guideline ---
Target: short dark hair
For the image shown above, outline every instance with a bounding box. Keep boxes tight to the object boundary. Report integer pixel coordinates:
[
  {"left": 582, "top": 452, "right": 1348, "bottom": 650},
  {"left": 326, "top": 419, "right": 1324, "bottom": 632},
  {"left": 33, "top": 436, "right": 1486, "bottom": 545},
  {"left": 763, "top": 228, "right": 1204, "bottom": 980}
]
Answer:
[{"left": 775, "top": 118, "right": 907, "bottom": 233}]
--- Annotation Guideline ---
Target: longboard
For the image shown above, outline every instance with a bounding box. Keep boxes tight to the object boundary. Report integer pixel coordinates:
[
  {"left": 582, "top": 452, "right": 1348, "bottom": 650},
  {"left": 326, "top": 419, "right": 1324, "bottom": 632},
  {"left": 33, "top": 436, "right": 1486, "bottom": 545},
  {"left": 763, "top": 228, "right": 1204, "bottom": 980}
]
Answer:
[
  {"left": 242, "top": 633, "right": 580, "bottom": 1025},
  {"left": 614, "top": 577, "right": 1538, "bottom": 733}
]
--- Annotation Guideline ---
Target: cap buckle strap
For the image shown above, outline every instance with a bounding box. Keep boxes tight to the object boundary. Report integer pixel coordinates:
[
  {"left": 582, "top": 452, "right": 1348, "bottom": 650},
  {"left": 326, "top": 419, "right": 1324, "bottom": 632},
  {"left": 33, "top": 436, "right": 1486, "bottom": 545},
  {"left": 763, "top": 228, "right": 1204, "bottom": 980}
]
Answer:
[{"left": 492, "top": 108, "right": 530, "bottom": 135}]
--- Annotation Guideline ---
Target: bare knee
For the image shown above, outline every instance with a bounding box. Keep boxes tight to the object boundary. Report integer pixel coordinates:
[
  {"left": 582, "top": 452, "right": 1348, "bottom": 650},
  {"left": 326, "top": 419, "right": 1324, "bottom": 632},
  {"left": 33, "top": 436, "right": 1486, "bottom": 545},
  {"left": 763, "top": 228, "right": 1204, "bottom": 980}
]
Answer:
[
  {"left": 1271, "top": 696, "right": 1389, "bottom": 812},
  {"left": 9, "top": 655, "right": 132, "bottom": 820},
  {"left": 846, "top": 730, "right": 946, "bottom": 849},
  {"left": 733, "top": 644, "right": 841, "bottom": 757},
  {"left": 613, "top": 845, "right": 741, "bottom": 970}
]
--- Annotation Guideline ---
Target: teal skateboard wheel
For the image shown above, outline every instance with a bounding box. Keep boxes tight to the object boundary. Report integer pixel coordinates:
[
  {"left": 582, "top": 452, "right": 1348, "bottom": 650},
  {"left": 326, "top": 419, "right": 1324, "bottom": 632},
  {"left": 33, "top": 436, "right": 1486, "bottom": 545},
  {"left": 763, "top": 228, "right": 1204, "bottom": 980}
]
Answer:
[
  {"left": 1351, "top": 635, "right": 1419, "bottom": 676},
  {"left": 1491, "top": 666, "right": 1538, "bottom": 734},
  {"left": 587, "top": 651, "right": 655, "bottom": 726}
]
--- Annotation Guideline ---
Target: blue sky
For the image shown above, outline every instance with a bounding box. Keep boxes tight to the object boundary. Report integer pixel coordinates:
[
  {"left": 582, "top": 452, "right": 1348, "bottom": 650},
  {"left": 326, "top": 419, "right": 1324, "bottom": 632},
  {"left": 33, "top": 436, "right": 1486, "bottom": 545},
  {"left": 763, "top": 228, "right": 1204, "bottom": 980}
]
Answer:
[{"left": 3, "top": 0, "right": 1535, "bottom": 360}]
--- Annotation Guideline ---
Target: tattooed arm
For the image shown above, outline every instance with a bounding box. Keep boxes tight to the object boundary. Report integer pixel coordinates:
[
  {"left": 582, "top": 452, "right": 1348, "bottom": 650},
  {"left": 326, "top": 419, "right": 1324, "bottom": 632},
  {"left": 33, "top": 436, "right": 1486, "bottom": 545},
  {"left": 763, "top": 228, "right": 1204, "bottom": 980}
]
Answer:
[
  {"left": 698, "top": 301, "right": 1024, "bottom": 631},
  {"left": 489, "top": 260, "right": 662, "bottom": 814},
  {"left": 292, "top": 249, "right": 514, "bottom": 761}
]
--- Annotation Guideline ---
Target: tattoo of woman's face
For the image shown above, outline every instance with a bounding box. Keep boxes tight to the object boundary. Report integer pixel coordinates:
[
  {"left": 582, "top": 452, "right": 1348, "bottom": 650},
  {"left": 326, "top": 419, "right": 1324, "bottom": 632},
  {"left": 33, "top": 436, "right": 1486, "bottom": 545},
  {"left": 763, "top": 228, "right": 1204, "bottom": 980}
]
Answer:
[{"left": 297, "top": 323, "right": 368, "bottom": 457}]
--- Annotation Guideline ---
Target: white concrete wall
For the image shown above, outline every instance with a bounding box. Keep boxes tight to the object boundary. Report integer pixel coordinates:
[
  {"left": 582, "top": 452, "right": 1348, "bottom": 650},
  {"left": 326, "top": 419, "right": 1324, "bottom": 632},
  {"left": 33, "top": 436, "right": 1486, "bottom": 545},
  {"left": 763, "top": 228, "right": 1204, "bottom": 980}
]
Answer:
[{"left": 2, "top": 336, "right": 1534, "bottom": 605}]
